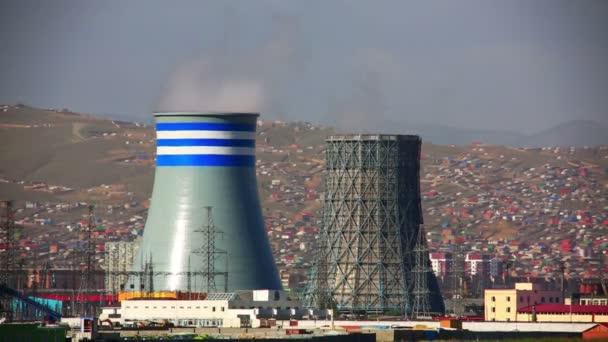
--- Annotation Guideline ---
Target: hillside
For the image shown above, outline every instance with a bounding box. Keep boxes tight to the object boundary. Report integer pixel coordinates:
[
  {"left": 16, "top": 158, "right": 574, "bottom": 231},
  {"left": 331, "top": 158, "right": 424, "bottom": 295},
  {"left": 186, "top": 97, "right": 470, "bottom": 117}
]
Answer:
[{"left": 1, "top": 104, "right": 607, "bottom": 291}]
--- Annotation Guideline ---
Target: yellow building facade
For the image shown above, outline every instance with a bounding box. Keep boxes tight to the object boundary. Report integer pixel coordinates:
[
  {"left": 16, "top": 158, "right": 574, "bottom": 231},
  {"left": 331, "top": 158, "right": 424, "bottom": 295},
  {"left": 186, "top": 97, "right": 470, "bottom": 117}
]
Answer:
[{"left": 484, "top": 283, "right": 563, "bottom": 322}]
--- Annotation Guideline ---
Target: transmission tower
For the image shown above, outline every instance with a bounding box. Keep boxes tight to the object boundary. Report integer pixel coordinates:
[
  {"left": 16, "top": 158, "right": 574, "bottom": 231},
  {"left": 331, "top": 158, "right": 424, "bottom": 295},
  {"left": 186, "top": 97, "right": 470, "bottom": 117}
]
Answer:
[
  {"left": 78, "top": 205, "right": 96, "bottom": 316},
  {"left": 0, "top": 200, "right": 15, "bottom": 321},
  {"left": 449, "top": 243, "right": 466, "bottom": 316},
  {"left": 193, "top": 207, "right": 228, "bottom": 293},
  {"left": 411, "top": 226, "right": 432, "bottom": 318},
  {"left": 0, "top": 200, "right": 15, "bottom": 286},
  {"left": 302, "top": 218, "right": 332, "bottom": 310}
]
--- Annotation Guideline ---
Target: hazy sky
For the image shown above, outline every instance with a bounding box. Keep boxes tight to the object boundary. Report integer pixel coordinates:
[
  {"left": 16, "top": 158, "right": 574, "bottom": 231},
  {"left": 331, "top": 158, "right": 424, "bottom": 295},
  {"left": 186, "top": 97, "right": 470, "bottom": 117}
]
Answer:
[{"left": 1, "top": 0, "right": 607, "bottom": 133}]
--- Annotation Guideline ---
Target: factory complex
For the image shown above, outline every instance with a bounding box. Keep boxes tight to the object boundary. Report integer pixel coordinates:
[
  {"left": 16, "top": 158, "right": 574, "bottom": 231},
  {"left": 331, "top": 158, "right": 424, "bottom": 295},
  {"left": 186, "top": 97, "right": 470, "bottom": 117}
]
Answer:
[{"left": 2, "top": 110, "right": 608, "bottom": 341}]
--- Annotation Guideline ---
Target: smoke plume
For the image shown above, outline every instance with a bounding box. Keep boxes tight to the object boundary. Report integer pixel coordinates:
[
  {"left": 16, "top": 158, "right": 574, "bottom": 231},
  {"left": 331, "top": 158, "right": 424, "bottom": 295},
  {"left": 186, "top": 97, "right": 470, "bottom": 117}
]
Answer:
[
  {"left": 156, "top": 59, "right": 266, "bottom": 113},
  {"left": 156, "top": 12, "right": 297, "bottom": 114}
]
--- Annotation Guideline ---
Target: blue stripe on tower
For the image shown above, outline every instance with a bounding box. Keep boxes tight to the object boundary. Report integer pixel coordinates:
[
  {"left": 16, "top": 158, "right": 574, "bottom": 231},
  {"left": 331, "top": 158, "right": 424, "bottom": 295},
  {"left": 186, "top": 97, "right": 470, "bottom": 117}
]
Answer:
[
  {"left": 157, "top": 155, "right": 256, "bottom": 167},
  {"left": 156, "top": 123, "right": 256, "bottom": 132},
  {"left": 157, "top": 139, "right": 255, "bottom": 147}
]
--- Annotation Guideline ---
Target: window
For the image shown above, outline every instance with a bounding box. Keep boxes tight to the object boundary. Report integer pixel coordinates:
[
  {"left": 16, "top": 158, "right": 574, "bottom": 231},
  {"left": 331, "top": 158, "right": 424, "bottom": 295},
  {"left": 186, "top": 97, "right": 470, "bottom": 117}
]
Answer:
[
  {"left": 507, "top": 307, "right": 511, "bottom": 312},
  {"left": 491, "top": 307, "right": 495, "bottom": 313},
  {"left": 507, "top": 296, "right": 511, "bottom": 302},
  {"left": 212, "top": 307, "right": 216, "bottom": 312},
  {"left": 541, "top": 297, "right": 545, "bottom": 303},
  {"left": 549, "top": 297, "right": 553, "bottom": 303},
  {"left": 491, "top": 296, "right": 496, "bottom": 302},
  {"left": 520, "top": 296, "right": 523, "bottom": 302},
  {"left": 221, "top": 307, "right": 225, "bottom": 312}
]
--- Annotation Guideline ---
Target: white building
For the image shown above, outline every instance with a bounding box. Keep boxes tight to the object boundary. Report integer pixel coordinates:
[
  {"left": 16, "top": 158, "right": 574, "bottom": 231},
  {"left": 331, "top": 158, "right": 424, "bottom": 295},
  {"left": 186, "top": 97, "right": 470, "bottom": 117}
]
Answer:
[{"left": 120, "top": 289, "right": 330, "bottom": 328}]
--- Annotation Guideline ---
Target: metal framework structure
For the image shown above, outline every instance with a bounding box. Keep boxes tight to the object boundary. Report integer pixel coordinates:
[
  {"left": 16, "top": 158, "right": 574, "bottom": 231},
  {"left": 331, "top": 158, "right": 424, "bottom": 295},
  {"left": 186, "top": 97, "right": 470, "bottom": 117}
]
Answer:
[
  {"left": 0, "top": 201, "right": 15, "bottom": 286},
  {"left": 104, "top": 241, "right": 139, "bottom": 293},
  {"left": 77, "top": 205, "right": 96, "bottom": 316},
  {"left": 447, "top": 243, "right": 465, "bottom": 316},
  {"left": 192, "top": 207, "right": 228, "bottom": 293},
  {"left": 304, "top": 134, "right": 433, "bottom": 315},
  {"left": 411, "top": 225, "right": 432, "bottom": 318},
  {"left": 0, "top": 200, "right": 15, "bottom": 320}
]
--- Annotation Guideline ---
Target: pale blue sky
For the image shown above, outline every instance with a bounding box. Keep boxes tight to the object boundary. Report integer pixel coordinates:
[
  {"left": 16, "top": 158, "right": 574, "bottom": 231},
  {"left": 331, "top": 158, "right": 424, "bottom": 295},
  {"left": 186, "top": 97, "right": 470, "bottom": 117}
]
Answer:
[{"left": 1, "top": 0, "right": 606, "bottom": 133}]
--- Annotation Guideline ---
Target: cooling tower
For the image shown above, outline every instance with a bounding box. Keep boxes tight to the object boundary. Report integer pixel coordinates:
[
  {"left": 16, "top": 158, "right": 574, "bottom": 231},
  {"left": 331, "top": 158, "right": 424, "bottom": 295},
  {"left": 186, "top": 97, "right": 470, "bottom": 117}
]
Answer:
[
  {"left": 304, "top": 134, "right": 444, "bottom": 315},
  {"left": 130, "top": 112, "right": 281, "bottom": 293}
]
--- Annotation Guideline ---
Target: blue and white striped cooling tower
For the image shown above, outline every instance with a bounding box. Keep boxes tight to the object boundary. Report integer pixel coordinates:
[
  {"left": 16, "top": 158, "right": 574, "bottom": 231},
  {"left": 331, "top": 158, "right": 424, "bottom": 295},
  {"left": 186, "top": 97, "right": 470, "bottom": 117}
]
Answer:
[{"left": 130, "top": 112, "right": 281, "bottom": 292}]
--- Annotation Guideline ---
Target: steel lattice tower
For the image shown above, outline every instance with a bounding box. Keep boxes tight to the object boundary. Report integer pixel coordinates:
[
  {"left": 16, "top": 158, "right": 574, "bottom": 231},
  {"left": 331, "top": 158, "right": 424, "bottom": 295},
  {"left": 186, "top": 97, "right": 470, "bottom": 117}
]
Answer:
[
  {"left": 193, "top": 207, "right": 228, "bottom": 293},
  {"left": 78, "top": 205, "right": 96, "bottom": 316},
  {"left": 0, "top": 200, "right": 15, "bottom": 321},
  {"left": 411, "top": 225, "right": 432, "bottom": 318},
  {"left": 303, "top": 216, "right": 332, "bottom": 310},
  {"left": 0, "top": 201, "right": 15, "bottom": 287},
  {"left": 448, "top": 243, "right": 466, "bottom": 316},
  {"left": 305, "top": 134, "right": 444, "bottom": 316}
]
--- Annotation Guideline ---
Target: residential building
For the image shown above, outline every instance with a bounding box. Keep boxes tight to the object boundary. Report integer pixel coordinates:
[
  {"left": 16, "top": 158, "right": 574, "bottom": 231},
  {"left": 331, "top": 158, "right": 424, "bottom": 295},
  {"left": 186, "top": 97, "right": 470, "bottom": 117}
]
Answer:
[
  {"left": 465, "top": 253, "right": 489, "bottom": 277},
  {"left": 430, "top": 252, "right": 452, "bottom": 279}
]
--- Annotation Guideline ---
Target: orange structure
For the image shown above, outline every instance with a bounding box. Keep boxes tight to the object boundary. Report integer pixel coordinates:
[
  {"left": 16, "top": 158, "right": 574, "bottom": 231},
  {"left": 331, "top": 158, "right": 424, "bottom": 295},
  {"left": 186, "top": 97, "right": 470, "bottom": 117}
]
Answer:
[
  {"left": 118, "top": 291, "right": 206, "bottom": 301},
  {"left": 583, "top": 323, "right": 608, "bottom": 340}
]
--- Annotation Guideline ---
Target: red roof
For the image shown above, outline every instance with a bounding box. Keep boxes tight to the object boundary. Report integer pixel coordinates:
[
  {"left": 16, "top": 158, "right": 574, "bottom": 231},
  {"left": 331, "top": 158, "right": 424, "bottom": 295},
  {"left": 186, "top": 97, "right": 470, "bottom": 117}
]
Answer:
[
  {"left": 518, "top": 304, "right": 608, "bottom": 315},
  {"left": 430, "top": 253, "right": 447, "bottom": 259},
  {"left": 467, "top": 253, "right": 483, "bottom": 260}
]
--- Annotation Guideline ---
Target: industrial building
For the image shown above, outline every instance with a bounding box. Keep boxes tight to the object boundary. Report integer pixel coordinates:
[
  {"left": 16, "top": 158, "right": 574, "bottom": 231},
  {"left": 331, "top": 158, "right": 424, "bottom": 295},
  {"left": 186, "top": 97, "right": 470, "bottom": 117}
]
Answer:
[
  {"left": 304, "top": 134, "right": 444, "bottom": 316},
  {"left": 129, "top": 112, "right": 281, "bottom": 293},
  {"left": 118, "top": 289, "right": 324, "bottom": 328},
  {"left": 484, "top": 283, "right": 563, "bottom": 322},
  {"left": 517, "top": 304, "right": 608, "bottom": 323}
]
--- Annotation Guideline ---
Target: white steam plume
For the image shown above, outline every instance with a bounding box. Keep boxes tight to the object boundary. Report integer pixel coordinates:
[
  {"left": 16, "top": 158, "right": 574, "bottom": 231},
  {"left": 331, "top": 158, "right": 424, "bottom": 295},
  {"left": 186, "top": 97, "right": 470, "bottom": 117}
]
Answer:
[{"left": 156, "top": 59, "right": 265, "bottom": 113}]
